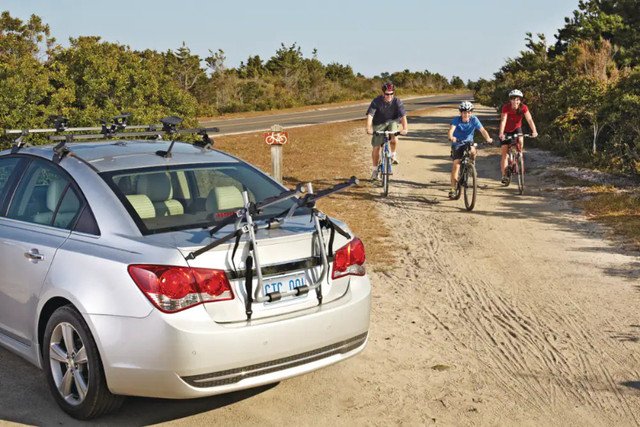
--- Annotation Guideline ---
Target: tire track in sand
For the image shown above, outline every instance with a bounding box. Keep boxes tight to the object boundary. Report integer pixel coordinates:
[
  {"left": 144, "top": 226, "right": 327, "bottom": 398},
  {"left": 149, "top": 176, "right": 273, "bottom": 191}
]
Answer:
[{"left": 371, "top": 106, "right": 640, "bottom": 424}]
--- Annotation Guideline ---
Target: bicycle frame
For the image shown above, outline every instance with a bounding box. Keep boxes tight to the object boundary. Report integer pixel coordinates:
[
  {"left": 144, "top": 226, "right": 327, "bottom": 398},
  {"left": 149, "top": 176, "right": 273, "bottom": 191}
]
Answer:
[
  {"left": 373, "top": 130, "right": 399, "bottom": 197},
  {"left": 452, "top": 140, "right": 478, "bottom": 210},
  {"left": 502, "top": 133, "right": 531, "bottom": 193}
]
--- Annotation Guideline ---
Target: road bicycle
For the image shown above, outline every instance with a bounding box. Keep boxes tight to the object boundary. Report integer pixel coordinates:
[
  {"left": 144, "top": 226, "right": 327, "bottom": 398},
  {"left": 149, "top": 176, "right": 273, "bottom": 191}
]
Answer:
[
  {"left": 373, "top": 130, "right": 400, "bottom": 197},
  {"left": 452, "top": 140, "right": 478, "bottom": 211},
  {"left": 502, "top": 134, "right": 533, "bottom": 195}
]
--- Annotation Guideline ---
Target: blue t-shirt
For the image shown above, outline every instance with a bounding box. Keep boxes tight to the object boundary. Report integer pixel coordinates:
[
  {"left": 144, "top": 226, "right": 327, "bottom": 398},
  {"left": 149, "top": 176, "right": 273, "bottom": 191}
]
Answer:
[{"left": 451, "top": 115, "right": 482, "bottom": 145}]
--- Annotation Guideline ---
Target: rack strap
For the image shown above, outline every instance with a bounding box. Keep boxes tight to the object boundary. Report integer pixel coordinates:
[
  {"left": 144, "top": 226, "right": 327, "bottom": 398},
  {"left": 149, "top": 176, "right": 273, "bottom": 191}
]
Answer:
[{"left": 244, "top": 247, "right": 254, "bottom": 320}]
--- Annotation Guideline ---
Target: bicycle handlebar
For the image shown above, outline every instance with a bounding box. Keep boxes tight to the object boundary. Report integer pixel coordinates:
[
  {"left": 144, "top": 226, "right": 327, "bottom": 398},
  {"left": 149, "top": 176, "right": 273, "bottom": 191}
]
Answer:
[
  {"left": 453, "top": 140, "right": 478, "bottom": 146},
  {"left": 373, "top": 130, "right": 402, "bottom": 136},
  {"left": 503, "top": 133, "right": 535, "bottom": 141}
]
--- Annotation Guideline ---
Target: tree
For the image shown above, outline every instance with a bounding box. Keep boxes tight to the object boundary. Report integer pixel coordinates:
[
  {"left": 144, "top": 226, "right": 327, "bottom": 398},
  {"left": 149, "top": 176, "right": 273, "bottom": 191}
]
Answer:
[
  {"left": 265, "top": 43, "right": 304, "bottom": 90},
  {"left": 449, "top": 76, "right": 465, "bottom": 89},
  {"left": 0, "top": 12, "right": 56, "bottom": 134},
  {"left": 205, "top": 48, "right": 226, "bottom": 75},
  {"left": 166, "top": 42, "right": 206, "bottom": 92},
  {"left": 554, "top": 0, "right": 640, "bottom": 67}
]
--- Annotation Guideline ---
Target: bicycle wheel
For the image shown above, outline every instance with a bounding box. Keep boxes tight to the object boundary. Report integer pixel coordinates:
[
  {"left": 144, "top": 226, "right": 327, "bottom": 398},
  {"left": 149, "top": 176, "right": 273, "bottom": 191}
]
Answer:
[
  {"left": 382, "top": 153, "right": 390, "bottom": 197},
  {"left": 504, "top": 153, "right": 512, "bottom": 187},
  {"left": 464, "top": 163, "right": 477, "bottom": 211},
  {"left": 516, "top": 153, "right": 525, "bottom": 194}
]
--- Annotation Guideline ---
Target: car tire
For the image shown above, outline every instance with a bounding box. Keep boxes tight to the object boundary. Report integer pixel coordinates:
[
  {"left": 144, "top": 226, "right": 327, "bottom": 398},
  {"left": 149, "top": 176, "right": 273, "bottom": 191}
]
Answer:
[{"left": 42, "top": 305, "right": 124, "bottom": 419}]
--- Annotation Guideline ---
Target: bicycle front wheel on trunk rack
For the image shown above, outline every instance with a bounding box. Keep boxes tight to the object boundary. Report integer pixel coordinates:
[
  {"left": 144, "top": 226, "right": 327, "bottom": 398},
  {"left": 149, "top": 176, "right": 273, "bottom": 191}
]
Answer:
[
  {"left": 382, "top": 152, "right": 390, "bottom": 197},
  {"left": 463, "top": 163, "right": 477, "bottom": 211},
  {"left": 516, "top": 153, "right": 525, "bottom": 194}
]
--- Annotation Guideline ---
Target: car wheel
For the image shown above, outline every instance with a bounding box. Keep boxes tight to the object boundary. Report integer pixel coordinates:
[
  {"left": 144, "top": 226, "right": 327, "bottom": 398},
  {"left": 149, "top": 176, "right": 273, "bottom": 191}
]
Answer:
[{"left": 42, "top": 306, "right": 124, "bottom": 419}]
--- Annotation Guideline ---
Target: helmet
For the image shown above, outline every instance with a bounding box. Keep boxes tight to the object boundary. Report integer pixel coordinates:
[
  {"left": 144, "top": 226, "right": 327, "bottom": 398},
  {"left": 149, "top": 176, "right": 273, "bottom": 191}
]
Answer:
[
  {"left": 381, "top": 82, "right": 395, "bottom": 92},
  {"left": 509, "top": 89, "right": 524, "bottom": 98},
  {"left": 458, "top": 101, "right": 474, "bottom": 112}
]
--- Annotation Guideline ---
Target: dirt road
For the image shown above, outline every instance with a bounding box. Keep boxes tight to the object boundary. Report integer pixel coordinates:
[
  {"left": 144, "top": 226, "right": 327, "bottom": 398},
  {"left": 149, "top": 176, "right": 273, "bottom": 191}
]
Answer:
[{"left": 1, "top": 106, "right": 639, "bottom": 426}]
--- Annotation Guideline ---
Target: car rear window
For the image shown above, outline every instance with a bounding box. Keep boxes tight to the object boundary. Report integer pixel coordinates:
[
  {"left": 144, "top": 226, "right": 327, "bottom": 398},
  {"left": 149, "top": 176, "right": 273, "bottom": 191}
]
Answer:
[{"left": 101, "top": 162, "right": 298, "bottom": 235}]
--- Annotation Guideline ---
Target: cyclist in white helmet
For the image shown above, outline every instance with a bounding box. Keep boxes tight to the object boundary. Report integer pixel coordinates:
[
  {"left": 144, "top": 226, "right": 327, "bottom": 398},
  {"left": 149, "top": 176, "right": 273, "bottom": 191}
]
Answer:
[
  {"left": 447, "top": 101, "right": 493, "bottom": 198},
  {"left": 498, "top": 89, "right": 538, "bottom": 184}
]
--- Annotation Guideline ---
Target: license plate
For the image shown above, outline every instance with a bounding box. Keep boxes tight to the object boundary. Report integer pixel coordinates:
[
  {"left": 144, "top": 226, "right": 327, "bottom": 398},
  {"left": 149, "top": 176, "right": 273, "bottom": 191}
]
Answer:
[{"left": 263, "top": 272, "right": 307, "bottom": 297}]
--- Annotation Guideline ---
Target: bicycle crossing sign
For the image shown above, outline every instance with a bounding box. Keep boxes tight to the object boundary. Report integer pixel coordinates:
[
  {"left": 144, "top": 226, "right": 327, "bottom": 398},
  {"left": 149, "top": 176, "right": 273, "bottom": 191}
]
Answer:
[{"left": 264, "top": 131, "right": 288, "bottom": 145}]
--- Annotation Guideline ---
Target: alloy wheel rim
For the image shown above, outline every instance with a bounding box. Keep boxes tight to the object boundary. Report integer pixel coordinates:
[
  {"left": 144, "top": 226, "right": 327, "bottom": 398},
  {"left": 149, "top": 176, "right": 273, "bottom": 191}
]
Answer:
[{"left": 49, "top": 322, "right": 89, "bottom": 406}]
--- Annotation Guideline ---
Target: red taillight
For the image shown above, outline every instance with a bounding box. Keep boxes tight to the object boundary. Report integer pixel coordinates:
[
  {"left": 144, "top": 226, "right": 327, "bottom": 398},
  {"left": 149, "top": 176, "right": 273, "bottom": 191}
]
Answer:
[
  {"left": 331, "top": 237, "right": 366, "bottom": 280},
  {"left": 128, "top": 265, "right": 234, "bottom": 313}
]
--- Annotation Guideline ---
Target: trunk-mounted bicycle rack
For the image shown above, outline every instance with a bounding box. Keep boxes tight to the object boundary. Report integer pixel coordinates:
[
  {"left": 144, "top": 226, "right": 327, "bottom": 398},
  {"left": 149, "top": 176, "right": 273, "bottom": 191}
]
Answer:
[
  {"left": 186, "top": 176, "right": 358, "bottom": 320},
  {"left": 4, "top": 114, "right": 219, "bottom": 162}
]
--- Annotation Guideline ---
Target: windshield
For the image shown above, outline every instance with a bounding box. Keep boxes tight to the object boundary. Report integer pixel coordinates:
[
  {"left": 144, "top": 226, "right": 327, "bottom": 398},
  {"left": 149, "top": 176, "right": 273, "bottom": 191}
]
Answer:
[{"left": 101, "top": 162, "right": 299, "bottom": 235}]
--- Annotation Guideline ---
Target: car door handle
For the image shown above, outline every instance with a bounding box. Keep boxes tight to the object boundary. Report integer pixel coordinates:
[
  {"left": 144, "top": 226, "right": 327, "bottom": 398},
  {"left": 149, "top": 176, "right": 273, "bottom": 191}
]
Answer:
[{"left": 24, "top": 249, "right": 45, "bottom": 261}]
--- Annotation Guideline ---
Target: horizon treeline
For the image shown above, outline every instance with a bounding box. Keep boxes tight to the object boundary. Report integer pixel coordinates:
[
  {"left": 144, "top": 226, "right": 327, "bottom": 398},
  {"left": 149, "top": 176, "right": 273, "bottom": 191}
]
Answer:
[
  {"left": 0, "top": 10, "right": 460, "bottom": 144},
  {"left": 473, "top": 0, "right": 640, "bottom": 175}
]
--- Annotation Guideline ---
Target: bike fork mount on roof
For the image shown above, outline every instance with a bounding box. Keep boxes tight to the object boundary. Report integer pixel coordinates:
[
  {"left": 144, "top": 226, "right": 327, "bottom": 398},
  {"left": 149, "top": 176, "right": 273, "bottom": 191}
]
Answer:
[{"left": 4, "top": 114, "right": 219, "bottom": 161}]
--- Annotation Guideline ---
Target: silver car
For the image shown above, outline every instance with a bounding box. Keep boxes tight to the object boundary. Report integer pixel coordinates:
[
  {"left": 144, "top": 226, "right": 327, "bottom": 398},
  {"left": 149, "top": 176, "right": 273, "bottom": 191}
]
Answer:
[{"left": 0, "top": 137, "right": 371, "bottom": 419}]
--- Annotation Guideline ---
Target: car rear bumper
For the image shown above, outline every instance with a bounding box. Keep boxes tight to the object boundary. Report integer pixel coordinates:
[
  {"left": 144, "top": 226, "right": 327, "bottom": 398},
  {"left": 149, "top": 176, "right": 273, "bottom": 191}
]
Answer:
[{"left": 87, "top": 276, "right": 371, "bottom": 398}]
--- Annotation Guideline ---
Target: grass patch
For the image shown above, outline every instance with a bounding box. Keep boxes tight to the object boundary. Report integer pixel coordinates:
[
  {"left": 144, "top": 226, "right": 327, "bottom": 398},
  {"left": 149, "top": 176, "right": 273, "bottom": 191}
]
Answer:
[
  {"left": 577, "top": 186, "right": 640, "bottom": 250},
  {"left": 214, "top": 119, "right": 395, "bottom": 265}
]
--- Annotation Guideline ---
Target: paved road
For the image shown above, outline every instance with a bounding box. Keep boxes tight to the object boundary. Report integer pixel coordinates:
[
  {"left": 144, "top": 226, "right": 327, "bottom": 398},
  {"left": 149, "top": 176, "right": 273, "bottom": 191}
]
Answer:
[{"left": 199, "top": 93, "right": 470, "bottom": 135}]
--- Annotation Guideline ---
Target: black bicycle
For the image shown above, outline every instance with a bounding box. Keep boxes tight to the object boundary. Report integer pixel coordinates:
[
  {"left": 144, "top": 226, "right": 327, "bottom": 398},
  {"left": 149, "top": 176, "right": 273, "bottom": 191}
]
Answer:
[{"left": 452, "top": 140, "right": 478, "bottom": 211}]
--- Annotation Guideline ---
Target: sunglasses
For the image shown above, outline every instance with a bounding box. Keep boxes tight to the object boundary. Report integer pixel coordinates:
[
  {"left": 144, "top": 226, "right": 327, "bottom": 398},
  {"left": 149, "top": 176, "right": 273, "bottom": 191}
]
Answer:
[{"left": 384, "top": 92, "right": 394, "bottom": 96}]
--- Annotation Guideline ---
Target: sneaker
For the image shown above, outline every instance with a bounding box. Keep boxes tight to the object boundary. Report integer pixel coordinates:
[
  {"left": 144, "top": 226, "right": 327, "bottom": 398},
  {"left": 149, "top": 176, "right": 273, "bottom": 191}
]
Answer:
[
  {"left": 501, "top": 176, "right": 509, "bottom": 184},
  {"left": 448, "top": 189, "right": 456, "bottom": 199},
  {"left": 371, "top": 170, "right": 379, "bottom": 181},
  {"left": 391, "top": 155, "right": 399, "bottom": 165}
]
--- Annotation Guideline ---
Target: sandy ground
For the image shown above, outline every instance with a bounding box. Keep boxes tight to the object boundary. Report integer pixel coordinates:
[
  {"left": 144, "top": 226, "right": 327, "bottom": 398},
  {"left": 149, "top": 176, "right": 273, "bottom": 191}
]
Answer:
[{"left": 1, "top": 106, "right": 639, "bottom": 426}]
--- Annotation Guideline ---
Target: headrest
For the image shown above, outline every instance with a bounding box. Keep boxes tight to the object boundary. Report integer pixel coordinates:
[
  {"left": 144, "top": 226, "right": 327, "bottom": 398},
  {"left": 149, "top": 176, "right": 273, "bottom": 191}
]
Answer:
[
  {"left": 136, "top": 173, "right": 172, "bottom": 202},
  {"left": 205, "top": 186, "right": 244, "bottom": 212},
  {"left": 47, "top": 179, "right": 79, "bottom": 213},
  {"left": 126, "top": 194, "right": 155, "bottom": 219}
]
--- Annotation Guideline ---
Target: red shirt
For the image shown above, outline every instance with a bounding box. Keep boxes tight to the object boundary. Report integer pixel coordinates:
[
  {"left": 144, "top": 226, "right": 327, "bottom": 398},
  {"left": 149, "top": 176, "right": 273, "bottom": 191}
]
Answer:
[{"left": 501, "top": 103, "right": 529, "bottom": 133}]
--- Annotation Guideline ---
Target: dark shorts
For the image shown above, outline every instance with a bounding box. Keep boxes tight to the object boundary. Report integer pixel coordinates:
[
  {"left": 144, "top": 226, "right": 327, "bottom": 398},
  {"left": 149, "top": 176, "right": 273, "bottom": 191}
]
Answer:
[
  {"left": 501, "top": 127, "right": 522, "bottom": 145},
  {"left": 451, "top": 144, "right": 466, "bottom": 160}
]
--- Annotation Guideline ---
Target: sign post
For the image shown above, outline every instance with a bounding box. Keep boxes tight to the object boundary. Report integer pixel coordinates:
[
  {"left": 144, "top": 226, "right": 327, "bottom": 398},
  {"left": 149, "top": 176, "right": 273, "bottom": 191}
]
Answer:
[{"left": 264, "top": 125, "right": 288, "bottom": 183}]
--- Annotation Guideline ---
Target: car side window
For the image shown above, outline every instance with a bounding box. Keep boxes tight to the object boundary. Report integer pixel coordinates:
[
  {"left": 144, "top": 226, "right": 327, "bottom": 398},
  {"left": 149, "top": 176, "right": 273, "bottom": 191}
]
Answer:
[
  {"left": 7, "top": 160, "right": 82, "bottom": 229},
  {"left": 0, "top": 157, "right": 19, "bottom": 196}
]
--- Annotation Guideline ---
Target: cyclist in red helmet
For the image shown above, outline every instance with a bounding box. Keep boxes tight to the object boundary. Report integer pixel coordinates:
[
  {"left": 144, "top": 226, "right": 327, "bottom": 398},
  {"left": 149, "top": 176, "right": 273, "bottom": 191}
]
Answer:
[{"left": 366, "top": 82, "right": 408, "bottom": 181}]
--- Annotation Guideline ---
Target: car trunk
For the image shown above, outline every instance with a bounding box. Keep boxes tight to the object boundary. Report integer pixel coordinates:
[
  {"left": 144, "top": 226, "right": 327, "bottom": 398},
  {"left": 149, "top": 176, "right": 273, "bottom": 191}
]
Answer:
[{"left": 151, "top": 215, "right": 351, "bottom": 322}]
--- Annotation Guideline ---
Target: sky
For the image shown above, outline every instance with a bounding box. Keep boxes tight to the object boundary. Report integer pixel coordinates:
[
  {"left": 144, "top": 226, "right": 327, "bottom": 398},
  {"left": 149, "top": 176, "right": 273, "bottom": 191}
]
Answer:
[{"left": 3, "top": 0, "right": 580, "bottom": 82}]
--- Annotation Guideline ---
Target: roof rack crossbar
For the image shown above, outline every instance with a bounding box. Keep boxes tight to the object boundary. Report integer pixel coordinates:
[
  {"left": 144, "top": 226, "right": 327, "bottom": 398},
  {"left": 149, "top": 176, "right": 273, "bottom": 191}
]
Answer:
[
  {"left": 46, "top": 127, "right": 220, "bottom": 142},
  {"left": 5, "top": 115, "right": 220, "bottom": 158},
  {"left": 5, "top": 124, "right": 161, "bottom": 136}
]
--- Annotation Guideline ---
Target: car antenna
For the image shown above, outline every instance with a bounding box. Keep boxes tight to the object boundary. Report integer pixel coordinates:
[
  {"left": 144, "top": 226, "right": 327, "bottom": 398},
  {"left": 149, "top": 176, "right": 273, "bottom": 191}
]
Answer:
[{"left": 155, "top": 116, "right": 182, "bottom": 158}]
